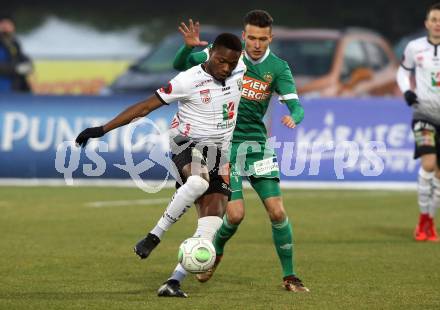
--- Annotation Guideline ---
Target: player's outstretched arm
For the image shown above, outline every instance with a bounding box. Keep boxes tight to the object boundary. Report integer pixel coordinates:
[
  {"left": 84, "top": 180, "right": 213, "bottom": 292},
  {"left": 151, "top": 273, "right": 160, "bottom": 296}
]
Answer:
[
  {"left": 173, "top": 19, "right": 209, "bottom": 71},
  {"left": 75, "top": 95, "right": 163, "bottom": 147},
  {"left": 276, "top": 64, "right": 304, "bottom": 128}
]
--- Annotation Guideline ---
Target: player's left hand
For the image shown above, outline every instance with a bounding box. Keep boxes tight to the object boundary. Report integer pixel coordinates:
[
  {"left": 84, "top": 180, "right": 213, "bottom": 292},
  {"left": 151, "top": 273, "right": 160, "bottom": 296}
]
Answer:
[
  {"left": 75, "top": 126, "right": 105, "bottom": 148},
  {"left": 281, "top": 115, "right": 296, "bottom": 129},
  {"left": 178, "top": 19, "right": 209, "bottom": 48}
]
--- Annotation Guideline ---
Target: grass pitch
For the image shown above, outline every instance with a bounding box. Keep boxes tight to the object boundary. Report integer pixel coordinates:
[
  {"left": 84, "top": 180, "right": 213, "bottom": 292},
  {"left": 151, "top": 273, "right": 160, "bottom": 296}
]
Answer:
[{"left": 0, "top": 186, "right": 439, "bottom": 310}]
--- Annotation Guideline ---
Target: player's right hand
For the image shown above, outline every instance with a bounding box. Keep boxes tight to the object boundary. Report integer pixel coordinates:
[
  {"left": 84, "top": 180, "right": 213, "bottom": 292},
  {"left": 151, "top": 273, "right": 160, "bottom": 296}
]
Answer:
[
  {"left": 281, "top": 115, "right": 296, "bottom": 129},
  {"left": 75, "top": 126, "right": 105, "bottom": 148},
  {"left": 404, "top": 90, "right": 418, "bottom": 106},
  {"left": 178, "top": 19, "right": 209, "bottom": 48}
]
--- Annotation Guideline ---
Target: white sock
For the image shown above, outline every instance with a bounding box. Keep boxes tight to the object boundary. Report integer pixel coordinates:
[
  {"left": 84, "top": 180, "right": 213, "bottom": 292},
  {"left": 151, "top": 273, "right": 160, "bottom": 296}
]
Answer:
[
  {"left": 150, "top": 175, "right": 209, "bottom": 239},
  {"left": 168, "top": 263, "right": 188, "bottom": 283},
  {"left": 193, "top": 216, "right": 224, "bottom": 241},
  {"left": 418, "top": 167, "right": 434, "bottom": 214},
  {"left": 169, "top": 216, "right": 223, "bottom": 283},
  {"left": 430, "top": 176, "right": 440, "bottom": 218}
]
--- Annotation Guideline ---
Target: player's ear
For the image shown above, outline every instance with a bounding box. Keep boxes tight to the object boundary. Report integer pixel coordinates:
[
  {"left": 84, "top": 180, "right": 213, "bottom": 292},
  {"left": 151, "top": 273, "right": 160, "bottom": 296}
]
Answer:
[{"left": 241, "top": 30, "right": 245, "bottom": 41}]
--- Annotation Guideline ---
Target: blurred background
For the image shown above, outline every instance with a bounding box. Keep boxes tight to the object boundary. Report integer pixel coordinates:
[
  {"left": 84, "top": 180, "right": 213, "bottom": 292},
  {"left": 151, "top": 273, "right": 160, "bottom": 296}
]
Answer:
[
  {"left": 2, "top": 0, "right": 428, "bottom": 95},
  {"left": 0, "top": 0, "right": 430, "bottom": 185}
]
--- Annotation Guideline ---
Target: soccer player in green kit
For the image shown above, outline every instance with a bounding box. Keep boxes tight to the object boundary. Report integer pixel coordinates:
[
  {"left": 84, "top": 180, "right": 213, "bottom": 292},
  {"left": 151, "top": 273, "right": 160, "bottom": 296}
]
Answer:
[{"left": 173, "top": 10, "right": 309, "bottom": 292}]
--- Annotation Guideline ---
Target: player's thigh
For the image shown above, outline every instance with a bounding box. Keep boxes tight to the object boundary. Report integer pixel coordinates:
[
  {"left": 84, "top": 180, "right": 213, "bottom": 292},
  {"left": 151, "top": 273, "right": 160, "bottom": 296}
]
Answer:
[
  {"left": 172, "top": 140, "right": 209, "bottom": 186},
  {"left": 250, "top": 177, "right": 286, "bottom": 222},
  {"left": 195, "top": 147, "right": 232, "bottom": 217},
  {"left": 250, "top": 176, "right": 282, "bottom": 201}
]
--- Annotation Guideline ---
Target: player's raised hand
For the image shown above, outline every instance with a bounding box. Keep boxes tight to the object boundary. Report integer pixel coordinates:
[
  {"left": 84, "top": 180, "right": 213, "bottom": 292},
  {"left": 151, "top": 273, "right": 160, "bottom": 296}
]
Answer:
[
  {"left": 178, "top": 19, "right": 208, "bottom": 48},
  {"left": 75, "top": 126, "right": 105, "bottom": 148},
  {"left": 281, "top": 115, "right": 296, "bottom": 129}
]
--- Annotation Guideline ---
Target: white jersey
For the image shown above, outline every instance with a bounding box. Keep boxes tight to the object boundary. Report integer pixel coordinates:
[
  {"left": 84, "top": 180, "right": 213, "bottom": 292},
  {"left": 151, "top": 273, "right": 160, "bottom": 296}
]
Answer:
[
  {"left": 156, "top": 61, "right": 246, "bottom": 147},
  {"left": 400, "top": 36, "right": 440, "bottom": 124}
]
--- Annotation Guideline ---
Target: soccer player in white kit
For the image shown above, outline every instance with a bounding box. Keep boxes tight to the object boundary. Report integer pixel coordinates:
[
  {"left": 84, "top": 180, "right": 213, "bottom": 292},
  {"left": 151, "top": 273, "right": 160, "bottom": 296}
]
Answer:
[
  {"left": 75, "top": 33, "right": 246, "bottom": 296},
  {"left": 396, "top": 3, "right": 440, "bottom": 242}
]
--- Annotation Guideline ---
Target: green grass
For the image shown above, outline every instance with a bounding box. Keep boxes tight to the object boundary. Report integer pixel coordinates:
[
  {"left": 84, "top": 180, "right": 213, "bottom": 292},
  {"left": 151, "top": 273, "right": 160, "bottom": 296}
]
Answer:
[{"left": 0, "top": 187, "right": 439, "bottom": 309}]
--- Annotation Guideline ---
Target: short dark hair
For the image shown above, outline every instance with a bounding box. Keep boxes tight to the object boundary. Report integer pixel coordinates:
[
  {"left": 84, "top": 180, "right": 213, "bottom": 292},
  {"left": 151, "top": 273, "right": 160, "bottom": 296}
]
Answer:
[
  {"left": 212, "top": 33, "right": 242, "bottom": 52},
  {"left": 427, "top": 3, "right": 440, "bottom": 19},
  {"left": 243, "top": 9, "right": 273, "bottom": 28}
]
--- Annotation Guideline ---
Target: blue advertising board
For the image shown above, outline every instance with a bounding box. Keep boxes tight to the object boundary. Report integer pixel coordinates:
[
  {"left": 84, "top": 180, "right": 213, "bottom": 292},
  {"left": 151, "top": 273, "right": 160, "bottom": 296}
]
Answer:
[
  {"left": 0, "top": 95, "right": 418, "bottom": 185},
  {"left": 0, "top": 94, "right": 177, "bottom": 181},
  {"left": 271, "top": 98, "right": 416, "bottom": 182}
]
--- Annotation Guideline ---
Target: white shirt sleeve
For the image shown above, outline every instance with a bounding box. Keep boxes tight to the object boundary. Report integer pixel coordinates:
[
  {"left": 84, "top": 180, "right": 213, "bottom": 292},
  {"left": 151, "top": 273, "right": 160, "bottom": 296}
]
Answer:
[
  {"left": 155, "top": 74, "right": 188, "bottom": 104},
  {"left": 396, "top": 66, "right": 412, "bottom": 93},
  {"left": 400, "top": 43, "right": 415, "bottom": 70}
]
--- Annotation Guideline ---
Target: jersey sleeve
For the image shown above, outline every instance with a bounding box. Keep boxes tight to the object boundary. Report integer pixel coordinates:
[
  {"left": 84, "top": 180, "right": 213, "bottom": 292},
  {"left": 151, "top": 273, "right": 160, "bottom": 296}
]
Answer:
[
  {"left": 173, "top": 45, "right": 209, "bottom": 71},
  {"left": 155, "top": 74, "right": 188, "bottom": 104},
  {"left": 400, "top": 42, "right": 415, "bottom": 71},
  {"left": 274, "top": 62, "right": 304, "bottom": 124}
]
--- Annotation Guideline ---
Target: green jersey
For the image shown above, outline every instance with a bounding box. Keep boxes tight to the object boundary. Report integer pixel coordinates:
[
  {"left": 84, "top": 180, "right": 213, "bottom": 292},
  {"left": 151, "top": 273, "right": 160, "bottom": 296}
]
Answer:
[{"left": 173, "top": 46, "right": 304, "bottom": 143}]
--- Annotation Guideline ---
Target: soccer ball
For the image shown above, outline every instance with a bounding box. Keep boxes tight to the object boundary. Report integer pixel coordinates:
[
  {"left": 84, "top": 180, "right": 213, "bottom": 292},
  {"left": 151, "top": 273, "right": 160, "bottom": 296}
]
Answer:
[{"left": 178, "top": 237, "right": 216, "bottom": 273}]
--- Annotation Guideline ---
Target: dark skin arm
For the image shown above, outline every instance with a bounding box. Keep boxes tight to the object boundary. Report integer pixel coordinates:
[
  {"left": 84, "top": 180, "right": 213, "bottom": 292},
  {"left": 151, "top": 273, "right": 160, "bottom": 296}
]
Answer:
[
  {"left": 102, "top": 94, "right": 163, "bottom": 133},
  {"left": 75, "top": 94, "right": 164, "bottom": 147}
]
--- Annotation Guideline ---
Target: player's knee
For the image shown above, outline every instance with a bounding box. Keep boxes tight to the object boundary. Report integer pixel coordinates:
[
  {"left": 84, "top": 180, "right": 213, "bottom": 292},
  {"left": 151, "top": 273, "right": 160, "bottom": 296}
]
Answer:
[
  {"left": 227, "top": 206, "right": 244, "bottom": 225},
  {"left": 421, "top": 156, "right": 436, "bottom": 172},
  {"left": 269, "top": 208, "right": 286, "bottom": 222},
  {"left": 228, "top": 212, "right": 244, "bottom": 225},
  {"left": 185, "top": 175, "right": 209, "bottom": 197}
]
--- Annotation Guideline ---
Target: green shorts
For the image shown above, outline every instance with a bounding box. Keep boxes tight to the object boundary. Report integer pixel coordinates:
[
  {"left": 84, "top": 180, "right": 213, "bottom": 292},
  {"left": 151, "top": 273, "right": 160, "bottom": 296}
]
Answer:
[{"left": 229, "top": 141, "right": 281, "bottom": 201}]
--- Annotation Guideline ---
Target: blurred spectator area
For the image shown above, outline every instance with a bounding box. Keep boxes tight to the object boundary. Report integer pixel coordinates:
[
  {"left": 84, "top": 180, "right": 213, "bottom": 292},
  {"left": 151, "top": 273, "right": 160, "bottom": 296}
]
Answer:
[{"left": 19, "top": 17, "right": 149, "bottom": 95}]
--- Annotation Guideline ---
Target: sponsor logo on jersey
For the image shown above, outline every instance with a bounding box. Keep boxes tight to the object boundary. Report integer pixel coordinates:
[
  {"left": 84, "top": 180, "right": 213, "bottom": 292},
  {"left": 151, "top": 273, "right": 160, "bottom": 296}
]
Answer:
[
  {"left": 199, "top": 89, "right": 212, "bottom": 103},
  {"left": 431, "top": 72, "right": 440, "bottom": 86},
  {"left": 241, "top": 76, "right": 271, "bottom": 101},
  {"left": 222, "top": 102, "right": 235, "bottom": 120},
  {"left": 195, "top": 79, "right": 213, "bottom": 88},
  {"left": 263, "top": 72, "right": 273, "bottom": 83},
  {"left": 159, "top": 82, "right": 172, "bottom": 94},
  {"left": 222, "top": 86, "right": 230, "bottom": 91},
  {"left": 217, "top": 102, "right": 236, "bottom": 129},
  {"left": 216, "top": 119, "right": 236, "bottom": 129}
]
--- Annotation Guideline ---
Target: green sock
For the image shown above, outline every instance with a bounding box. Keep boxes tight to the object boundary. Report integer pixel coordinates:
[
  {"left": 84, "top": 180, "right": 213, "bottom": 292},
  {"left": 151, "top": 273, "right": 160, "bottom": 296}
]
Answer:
[
  {"left": 272, "top": 218, "right": 295, "bottom": 277},
  {"left": 213, "top": 215, "right": 239, "bottom": 255}
]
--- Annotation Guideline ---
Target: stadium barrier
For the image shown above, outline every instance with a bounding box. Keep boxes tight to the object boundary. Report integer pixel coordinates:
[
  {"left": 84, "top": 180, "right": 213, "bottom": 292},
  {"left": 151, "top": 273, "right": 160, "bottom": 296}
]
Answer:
[{"left": 0, "top": 95, "right": 417, "bottom": 189}]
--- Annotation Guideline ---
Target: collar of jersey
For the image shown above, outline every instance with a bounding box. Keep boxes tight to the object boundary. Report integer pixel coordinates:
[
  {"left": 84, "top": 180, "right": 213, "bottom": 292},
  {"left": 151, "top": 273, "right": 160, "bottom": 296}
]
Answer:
[
  {"left": 244, "top": 47, "right": 271, "bottom": 65},
  {"left": 427, "top": 37, "right": 440, "bottom": 46}
]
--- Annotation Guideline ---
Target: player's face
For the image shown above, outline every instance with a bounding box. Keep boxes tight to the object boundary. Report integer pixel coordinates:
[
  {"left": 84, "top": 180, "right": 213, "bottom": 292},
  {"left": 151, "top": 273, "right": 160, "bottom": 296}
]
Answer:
[
  {"left": 207, "top": 46, "right": 241, "bottom": 82},
  {"left": 426, "top": 9, "right": 440, "bottom": 40},
  {"left": 242, "top": 24, "right": 273, "bottom": 61}
]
